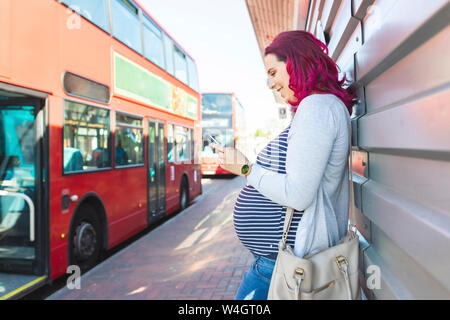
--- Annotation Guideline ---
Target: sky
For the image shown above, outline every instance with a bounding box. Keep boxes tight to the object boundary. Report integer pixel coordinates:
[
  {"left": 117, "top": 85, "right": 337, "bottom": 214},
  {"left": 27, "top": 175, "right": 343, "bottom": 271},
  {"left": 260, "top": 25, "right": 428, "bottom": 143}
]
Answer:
[{"left": 139, "top": 0, "right": 281, "bottom": 134}]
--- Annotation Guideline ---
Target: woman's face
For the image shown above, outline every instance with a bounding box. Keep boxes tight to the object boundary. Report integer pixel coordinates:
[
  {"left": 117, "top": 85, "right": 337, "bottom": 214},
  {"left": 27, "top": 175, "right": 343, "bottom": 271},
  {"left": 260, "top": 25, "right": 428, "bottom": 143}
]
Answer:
[{"left": 264, "top": 53, "right": 298, "bottom": 103}]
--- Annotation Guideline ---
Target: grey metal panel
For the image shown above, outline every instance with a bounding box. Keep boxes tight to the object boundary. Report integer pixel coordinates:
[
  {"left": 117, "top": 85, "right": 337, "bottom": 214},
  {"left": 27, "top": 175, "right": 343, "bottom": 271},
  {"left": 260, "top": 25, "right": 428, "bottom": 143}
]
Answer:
[
  {"left": 351, "top": 173, "right": 364, "bottom": 210},
  {"left": 351, "top": 150, "right": 368, "bottom": 178},
  {"left": 352, "top": 83, "right": 365, "bottom": 119},
  {"left": 369, "top": 223, "right": 450, "bottom": 299},
  {"left": 359, "top": 88, "right": 450, "bottom": 153},
  {"left": 363, "top": 245, "right": 413, "bottom": 299},
  {"left": 351, "top": 0, "right": 375, "bottom": 20},
  {"left": 362, "top": 180, "right": 450, "bottom": 293},
  {"left": 310, "top": 0, "right": 325, "bottom": 35},
  {"left": 358, "top": 234, "right": 372, "bottom": 299},
  {"left": 367, "top": 153, "right": 450, "bottom": 216},
  {"left": 355, "top": 0, "right": 450, "bottom": 85},
  {"left": 321, "top": 0, "right": 342, "bottom": 33},
  {"left": 352, "top": 173, "right": 371, "bottom": 241},
  {"left": 306, "top": 0, "right": 317, "bottom": 32},
  {"left": 351, "top": 155, "right": 370, "bottom": 244},
  {"left": 328, "top": 0, "right": 360, "bottom": 60},
  {"left": 335, "top": 21, "right": 362, "bottom": 72},
  {"left": 337, "top": 58, "right": 354, "bottom": 97},
  {"left": 365, "top": 24, "right": 450, "bottom": 113},
  {"left": 315, "top": 19, "right": 327, "bottom": 43}
]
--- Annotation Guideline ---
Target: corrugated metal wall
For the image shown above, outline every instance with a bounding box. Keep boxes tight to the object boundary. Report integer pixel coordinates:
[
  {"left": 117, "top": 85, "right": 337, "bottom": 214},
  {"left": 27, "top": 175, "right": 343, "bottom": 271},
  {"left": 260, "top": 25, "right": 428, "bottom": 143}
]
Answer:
[{"left": 305, "top": 0, "right": 450, "bottom": 299}]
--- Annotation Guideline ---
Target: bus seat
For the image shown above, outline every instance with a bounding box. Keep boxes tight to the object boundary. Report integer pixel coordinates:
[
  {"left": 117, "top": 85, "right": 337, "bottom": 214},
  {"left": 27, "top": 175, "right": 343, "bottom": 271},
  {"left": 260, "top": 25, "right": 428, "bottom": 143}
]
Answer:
[
  {"left": 0, "top": 196, "right": 29, "bottom": 241},
  {"left": 64, "top": 147, "right": 84, "bottom": 171}
]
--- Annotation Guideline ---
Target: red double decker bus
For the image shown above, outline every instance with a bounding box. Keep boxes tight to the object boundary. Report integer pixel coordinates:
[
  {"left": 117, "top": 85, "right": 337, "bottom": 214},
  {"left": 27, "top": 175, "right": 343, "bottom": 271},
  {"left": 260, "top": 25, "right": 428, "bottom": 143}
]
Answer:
[
  {"left": 0, "top": 0, "right": 202, "bottom": 299},
  {"left": 200, "top": 93, "right": 247, "bottom": 175}
]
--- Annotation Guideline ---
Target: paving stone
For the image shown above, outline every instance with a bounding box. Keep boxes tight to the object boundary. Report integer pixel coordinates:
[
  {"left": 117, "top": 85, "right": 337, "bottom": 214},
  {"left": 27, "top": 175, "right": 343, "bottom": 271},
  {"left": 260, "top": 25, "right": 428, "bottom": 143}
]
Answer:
[{"left": 48, "top": 177, "right": 254, "bottom": 300}]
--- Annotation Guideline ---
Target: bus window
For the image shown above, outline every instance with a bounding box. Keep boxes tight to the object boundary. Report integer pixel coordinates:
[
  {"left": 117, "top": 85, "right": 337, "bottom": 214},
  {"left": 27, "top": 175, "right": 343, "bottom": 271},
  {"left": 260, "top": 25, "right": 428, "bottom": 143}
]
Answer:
[
  {"left": 163, "top": 34, "right": 174, "bottom": 76},
  {"left": 173, "top": 46, "right": 188, "bottom": 85},
  {"left": 110, "top": 0, "right": 143, "bottom": 54},
  {"left": 175, "top": 126, "right": 189, "bottom": 162},
  {"left": 63, "top": 72, "right": 110, "bottom": 104},
  {"left": 142, "top": 15, "right": 165, "bottom": 69},
  {"left": 190, "top": 128, "right": 194, "bottom": 160},
  {"left": 63, "top": 101, "right": 111, "bottom": 173},
  {"left": 187, "top": 57, "right": 199, "bottom": 92},
  {"left": 202, "top": 93, "right": 233, "bottom": 114},
  {"left": 167, "top": 124, "right": 175, "bottom": 163},
  {"left": 115, "top": 112, "right": 144, "bottom": 166},
  {"left": 62, "top": 0, "right": 110, "bottom": 33}
]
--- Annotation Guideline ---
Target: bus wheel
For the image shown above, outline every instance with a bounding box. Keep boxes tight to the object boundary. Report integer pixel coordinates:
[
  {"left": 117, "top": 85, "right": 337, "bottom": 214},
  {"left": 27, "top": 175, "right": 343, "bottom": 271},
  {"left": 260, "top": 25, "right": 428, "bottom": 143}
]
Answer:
[
  {"left": 69, "top": 204, "right": 102, "bottom": 273},
  {"left": 179, "top": 178, "right": 189, "bottom": 211}
]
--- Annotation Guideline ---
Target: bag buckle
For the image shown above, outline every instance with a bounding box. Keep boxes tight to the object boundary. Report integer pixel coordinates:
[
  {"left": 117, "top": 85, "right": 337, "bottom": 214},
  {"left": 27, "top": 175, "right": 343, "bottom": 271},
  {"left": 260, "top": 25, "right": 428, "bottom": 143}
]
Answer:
[
  {"left": 335, "top": 255, "right": 348, "bottom": 271},
  {"left": 294, "top": 267, "right": 304, "bottom": 299},
  {"left": 294, "top": 267, "right": 304, "bottom": 278},
  {"left": 335, "top": 255, "right": 352, "bottom": 299},
  {"left": 348, "top": 224, "right": 358, "bottom": 238}
]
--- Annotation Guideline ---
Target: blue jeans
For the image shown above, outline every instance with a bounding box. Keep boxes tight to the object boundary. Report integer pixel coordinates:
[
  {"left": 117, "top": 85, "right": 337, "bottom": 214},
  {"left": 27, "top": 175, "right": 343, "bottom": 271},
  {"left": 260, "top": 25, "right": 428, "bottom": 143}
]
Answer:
[{"left": 234, "top": 255, "right": 276, "bottom": 300}]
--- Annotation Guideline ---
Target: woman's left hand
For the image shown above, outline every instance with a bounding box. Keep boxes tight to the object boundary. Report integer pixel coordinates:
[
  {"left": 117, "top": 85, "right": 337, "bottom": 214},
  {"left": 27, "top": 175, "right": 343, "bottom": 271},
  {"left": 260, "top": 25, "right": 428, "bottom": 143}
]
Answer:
[{"left": 210, "top": 143, "right": 250, "bottom": 177}]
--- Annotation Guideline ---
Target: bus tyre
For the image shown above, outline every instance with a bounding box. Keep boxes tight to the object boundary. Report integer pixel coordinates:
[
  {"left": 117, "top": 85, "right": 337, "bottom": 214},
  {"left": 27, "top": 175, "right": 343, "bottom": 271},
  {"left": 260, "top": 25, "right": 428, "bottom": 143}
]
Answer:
[
  {"left": 179, "top": 178, "right": 189, "bottom": 211},
  {"left": 69, "top": 204, "right": 102, "bottom": 273}
]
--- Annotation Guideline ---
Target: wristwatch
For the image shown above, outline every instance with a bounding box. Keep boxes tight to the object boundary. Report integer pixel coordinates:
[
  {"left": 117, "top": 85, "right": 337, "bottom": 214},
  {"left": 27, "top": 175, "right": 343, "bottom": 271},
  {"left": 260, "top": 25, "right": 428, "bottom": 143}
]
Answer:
[{"left": 241, "top": 163, "right": 250, "bottom": 176}]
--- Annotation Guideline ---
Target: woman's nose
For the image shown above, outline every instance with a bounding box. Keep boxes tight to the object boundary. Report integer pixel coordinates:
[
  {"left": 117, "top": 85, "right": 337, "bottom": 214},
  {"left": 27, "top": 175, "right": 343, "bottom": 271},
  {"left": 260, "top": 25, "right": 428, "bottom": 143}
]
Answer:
[{"left": 267, "top": 78, "right": 275, "bottom": 89}]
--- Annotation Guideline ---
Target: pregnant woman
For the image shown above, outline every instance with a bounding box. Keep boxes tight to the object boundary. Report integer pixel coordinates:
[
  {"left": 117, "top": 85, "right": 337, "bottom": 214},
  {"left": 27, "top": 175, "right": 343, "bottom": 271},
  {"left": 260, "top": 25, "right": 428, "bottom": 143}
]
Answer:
[{"left": 211, "top": 30, "right": 357, "bottom": 300}]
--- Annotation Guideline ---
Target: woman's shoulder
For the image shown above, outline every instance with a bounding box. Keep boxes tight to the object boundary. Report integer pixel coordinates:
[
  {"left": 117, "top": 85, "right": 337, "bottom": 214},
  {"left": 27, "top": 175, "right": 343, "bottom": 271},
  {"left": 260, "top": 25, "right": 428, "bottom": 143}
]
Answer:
[
  {"left": 294, "top": 93, "right": 348, "bottom": 122},
  {"left": 289, "top": 93, "right": 347, "bottom": 137},
  {"left": 291, "top": 94, "right": 335, "bottom": 121},
  {"left": 299, "top": 93, "right": 344, "bottom": 111}
]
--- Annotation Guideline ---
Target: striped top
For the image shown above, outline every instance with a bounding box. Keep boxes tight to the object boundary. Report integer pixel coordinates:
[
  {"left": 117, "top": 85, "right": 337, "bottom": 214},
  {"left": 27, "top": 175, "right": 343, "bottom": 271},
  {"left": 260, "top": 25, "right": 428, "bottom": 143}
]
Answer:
[{"left": 233, "top": 125, "right": 303, "bottom": 257}]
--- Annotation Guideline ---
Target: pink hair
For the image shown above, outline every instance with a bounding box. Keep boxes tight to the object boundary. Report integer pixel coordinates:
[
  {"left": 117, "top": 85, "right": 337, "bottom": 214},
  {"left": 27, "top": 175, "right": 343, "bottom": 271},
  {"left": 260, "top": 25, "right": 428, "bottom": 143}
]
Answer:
[{"left": 264, "top": 30, "right": 357, "bottom": 114}]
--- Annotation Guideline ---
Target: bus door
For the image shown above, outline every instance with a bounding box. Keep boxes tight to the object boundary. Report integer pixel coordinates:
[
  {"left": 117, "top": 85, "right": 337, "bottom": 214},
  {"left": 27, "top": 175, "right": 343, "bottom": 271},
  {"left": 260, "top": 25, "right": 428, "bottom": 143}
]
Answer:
[
  {"left": 0, "top": 96, "right": 47, "bottom": 299},
  {"left": 147, "top": 119, "right": 166, "bottom": 224}
]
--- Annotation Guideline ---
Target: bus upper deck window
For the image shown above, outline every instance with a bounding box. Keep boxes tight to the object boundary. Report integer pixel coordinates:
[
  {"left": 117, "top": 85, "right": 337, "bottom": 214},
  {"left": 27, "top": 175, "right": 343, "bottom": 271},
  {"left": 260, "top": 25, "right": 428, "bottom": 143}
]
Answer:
[{"left": 63, "top": 72, "right": 110, "bottom": 104}]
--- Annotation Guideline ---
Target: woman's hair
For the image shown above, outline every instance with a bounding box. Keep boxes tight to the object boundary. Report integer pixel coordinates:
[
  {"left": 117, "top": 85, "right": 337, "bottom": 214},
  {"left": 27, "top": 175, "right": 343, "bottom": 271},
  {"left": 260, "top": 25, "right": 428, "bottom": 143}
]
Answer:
[{"left": 264, "top": 30, "right": 357, "bottom": 114}]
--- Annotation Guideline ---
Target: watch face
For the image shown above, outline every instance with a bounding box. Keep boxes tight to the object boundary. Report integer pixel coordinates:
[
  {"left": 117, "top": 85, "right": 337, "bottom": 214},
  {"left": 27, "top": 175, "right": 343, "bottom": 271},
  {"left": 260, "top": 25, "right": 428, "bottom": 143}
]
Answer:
[{"left": 241, "top": 164, "right": 249, "bottom": 175}]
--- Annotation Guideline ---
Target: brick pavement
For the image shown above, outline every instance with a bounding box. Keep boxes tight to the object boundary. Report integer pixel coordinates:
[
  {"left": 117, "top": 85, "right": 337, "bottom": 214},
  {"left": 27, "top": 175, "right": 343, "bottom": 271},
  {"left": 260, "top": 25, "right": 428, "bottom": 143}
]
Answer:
[{"left": 48, "top": 176, "right": 254, "bottom": 300}]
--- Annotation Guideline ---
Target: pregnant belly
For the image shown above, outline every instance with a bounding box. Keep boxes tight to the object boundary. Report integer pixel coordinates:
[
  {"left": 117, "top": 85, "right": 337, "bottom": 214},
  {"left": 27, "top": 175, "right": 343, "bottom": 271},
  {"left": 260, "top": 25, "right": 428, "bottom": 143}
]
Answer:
[{"left": 233, "top": 186, "right": 284, "bottom": 253}]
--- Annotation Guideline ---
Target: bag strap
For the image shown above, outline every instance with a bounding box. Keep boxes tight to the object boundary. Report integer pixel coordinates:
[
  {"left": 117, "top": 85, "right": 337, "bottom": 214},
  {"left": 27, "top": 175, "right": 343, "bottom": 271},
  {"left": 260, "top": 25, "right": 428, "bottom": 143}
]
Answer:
[
  {"left": 282, "top": 207, "right": 295, "bottom": 246},
  {"left": 282, "top": 103, "right": 356, "bottom": 247},
  {"left": 346, "top": 108, "right": 356, "bottom": 231}
]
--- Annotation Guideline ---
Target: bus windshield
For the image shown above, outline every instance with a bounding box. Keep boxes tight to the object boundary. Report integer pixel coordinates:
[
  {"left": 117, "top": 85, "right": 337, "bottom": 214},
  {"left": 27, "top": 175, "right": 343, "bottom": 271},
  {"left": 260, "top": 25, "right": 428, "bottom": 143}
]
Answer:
[
  {"left": 201, "top": 128, "right": 234, "bottom": 157},
  {"left": 201, "top": 94, "right": 235, "bottom": 157},
  {"left": 202, "top": 93, "right": 232, "bottom": 114}
]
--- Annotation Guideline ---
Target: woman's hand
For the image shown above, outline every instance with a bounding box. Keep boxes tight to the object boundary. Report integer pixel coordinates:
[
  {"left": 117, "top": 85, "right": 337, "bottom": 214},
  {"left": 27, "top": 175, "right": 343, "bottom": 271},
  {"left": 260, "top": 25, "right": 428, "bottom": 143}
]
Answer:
[{"left": 210, "top": 143, "right": 251, "bottom": 177}]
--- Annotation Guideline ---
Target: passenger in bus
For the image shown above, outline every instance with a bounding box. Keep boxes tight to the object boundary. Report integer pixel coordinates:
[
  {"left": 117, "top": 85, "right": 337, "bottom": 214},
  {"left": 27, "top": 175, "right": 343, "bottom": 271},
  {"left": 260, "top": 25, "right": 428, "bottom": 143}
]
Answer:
[
  {"left": 63, "top": 148, "right": 84, "bottom": 172},
  {"left": 115, "top": 140, "right": 128, "bottom": 165},
  {"left": 91, "top": 148, "right": 109, "bottom": 168},
  {"left": 210, "top": 30, "right": 357, "bottom": 300}
]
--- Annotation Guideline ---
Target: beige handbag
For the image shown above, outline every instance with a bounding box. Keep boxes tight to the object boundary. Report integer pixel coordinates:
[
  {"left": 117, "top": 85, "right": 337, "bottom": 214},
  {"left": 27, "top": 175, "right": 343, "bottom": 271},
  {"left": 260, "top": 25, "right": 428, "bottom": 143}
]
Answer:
[{"left": 268, "top": 105, "right": 361, "bottom": 300}]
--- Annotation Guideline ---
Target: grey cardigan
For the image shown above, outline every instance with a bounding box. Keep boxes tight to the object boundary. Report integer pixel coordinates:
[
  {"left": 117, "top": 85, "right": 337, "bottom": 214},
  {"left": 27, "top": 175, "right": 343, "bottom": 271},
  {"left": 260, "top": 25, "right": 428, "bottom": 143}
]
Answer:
[{"left": 247, "top": 93, "right": 351, "bottom": 258}]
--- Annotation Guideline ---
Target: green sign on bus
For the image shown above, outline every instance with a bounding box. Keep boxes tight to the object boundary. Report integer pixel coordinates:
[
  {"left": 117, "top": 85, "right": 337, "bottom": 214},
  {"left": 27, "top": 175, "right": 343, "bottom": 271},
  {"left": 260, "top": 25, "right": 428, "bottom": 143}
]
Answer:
[{"left": 113, "top": 52, "right": 198, "bottom": 120}]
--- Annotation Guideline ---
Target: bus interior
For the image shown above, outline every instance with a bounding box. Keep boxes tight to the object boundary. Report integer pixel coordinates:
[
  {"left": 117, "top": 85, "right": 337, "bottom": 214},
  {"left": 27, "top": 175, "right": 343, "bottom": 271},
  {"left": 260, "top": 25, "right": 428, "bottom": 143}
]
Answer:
[{"left": 0, "top": 88, "right": 47, "bottom": 299}]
